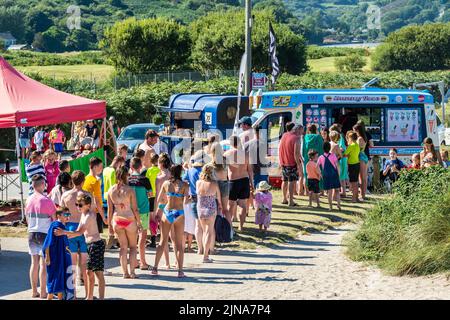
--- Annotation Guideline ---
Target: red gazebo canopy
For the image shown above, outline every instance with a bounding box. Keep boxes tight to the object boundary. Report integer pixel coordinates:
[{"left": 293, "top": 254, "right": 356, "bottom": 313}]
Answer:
[{"left": 0, "top": 56, "right": 106, "bottom": 129}]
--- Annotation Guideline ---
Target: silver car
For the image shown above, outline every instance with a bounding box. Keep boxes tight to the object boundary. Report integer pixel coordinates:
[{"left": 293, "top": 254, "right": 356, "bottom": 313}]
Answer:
[{"left": 116, "top": 123, "right": 160, "bottom": 158}]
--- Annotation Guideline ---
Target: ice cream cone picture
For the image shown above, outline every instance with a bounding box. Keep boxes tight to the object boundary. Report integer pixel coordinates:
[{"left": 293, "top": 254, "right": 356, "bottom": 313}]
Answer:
[
  {"left": 401, "top": 124, "right": 408, "bottom": 137},
  {"left": 428, "top": 119, "right": 434, "bottom": 133},
  {"left": 391, "top": 125, "right": 397, "bottom": 136},
  {"left": 410, "top": 124, "right": 416, "bottom": 140}
]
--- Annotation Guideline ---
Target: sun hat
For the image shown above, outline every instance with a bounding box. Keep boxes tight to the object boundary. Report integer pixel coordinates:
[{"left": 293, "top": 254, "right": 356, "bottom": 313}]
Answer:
[{"left": 256, "top": 180, "right": 271, "bottom": 192}]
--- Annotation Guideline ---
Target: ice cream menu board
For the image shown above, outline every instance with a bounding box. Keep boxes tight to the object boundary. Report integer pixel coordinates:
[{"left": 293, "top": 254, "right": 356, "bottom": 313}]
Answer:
[
  {"left": 386, "top": 108, "right": 420, "bottom": 142},
  {"left": 305, "top": 106, "right": 327, "bottom": 129}
]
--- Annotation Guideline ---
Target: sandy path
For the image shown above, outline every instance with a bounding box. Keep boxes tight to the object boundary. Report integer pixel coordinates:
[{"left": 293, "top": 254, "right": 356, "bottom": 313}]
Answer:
[{"left": 1, "top": 225, "right": 449, "bottom": 300}]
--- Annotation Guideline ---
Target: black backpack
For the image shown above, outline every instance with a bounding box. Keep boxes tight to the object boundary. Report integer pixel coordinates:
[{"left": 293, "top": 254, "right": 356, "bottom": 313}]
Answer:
[{"left": 214, "top": 214, "right": 232, "bottom": 243}]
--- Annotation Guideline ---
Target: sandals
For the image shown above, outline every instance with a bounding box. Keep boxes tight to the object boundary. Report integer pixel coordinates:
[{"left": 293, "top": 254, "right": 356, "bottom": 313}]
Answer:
[
  {"left": 151, "top": 267, "right": 158, "bottom": 276},
  {"left": 203, "top": 258, "right": 213, "bottom": 263},
  {"left": 123, "top": 273, "right": 131, "bottom": 279},
  {"left": 140, "top": 265, "right": 151, "bottom": 270},
  {"left": 281, "top": 200, "right": 288, "bottom": 205},
  {"left": 177, "top": 271, "right": 186, "bottom": 278},
  {"left": 288, "top": 203, "right": 299, "bottom": 207},
  {"left": 130, "top": 273, "right": 138, "bottom": 279}
]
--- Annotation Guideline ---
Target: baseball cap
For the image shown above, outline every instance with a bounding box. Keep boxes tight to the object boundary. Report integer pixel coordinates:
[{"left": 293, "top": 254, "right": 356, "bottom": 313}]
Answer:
[{"left": 239, "top": 116, "right": 253, "bottom": 126}]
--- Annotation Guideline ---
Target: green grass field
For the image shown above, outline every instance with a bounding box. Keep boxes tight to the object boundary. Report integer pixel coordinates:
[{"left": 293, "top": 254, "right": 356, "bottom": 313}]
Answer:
[
  {"left": 16, "top": 64, "right": 115, "bottom": 82},
  {"left": 308, "top": 56, "right": 372, "bottom": 72}
]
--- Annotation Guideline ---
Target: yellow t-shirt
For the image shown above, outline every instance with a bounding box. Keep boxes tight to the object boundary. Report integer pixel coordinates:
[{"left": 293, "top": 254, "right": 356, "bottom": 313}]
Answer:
[
  {"left": 145, "top": 166, "right": 160, "bottom": 198},
  {"left": 83, "top": 174, "right": 103, "bottom": 212},
  {"left": 344, "top": 142, "right": 361, "bottom": 165},
  {"left": 102, "top": 167, "right": 116, "bottom": 200}
]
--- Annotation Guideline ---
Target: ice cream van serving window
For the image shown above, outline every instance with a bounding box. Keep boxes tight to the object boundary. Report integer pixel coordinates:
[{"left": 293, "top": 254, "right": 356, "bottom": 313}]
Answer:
[{"left": 385, "top": 107, "right": 422, "bottom": 144}]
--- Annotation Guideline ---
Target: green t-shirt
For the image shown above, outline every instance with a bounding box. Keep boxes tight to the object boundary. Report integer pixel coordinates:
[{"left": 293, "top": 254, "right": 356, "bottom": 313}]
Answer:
[
  {"left": 344, "top": 142, "right": 361, "bottom": 165},
  {"left": 146, "top": 166, "right": 160, "bottom": 198},
  {"left": 102, "top": 167, "right": 116, "bottom": 200}
]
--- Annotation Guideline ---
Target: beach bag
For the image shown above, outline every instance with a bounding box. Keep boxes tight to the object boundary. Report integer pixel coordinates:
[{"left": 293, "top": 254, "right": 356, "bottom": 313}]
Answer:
[{"left": 214, "top": 214, "right": 232, "bottom": 243}]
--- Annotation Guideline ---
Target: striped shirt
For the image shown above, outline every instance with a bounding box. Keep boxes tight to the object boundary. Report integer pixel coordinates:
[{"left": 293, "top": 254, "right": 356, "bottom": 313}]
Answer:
[
  {"left": 25, "top": 192, "right": 56, "bottom": 233},
  {"left": 25, "top": 162, "right": 47, "bottom": 195}
]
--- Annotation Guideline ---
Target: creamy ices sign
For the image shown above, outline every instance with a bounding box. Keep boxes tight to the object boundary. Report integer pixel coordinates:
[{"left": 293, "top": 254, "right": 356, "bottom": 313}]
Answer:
[{"left": 323, "top": 95, "right": 389, "bottom": 104}]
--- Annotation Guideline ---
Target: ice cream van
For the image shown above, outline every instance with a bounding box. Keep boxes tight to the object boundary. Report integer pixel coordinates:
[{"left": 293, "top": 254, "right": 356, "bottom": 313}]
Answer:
[{"left": 250, "top": 88, "right": 438, "bottom": 187}]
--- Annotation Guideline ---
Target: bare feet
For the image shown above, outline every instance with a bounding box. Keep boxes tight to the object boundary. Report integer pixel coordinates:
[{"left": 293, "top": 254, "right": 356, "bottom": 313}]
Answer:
[
  {"left": 130, "top": 273, "right": 138, "bottom": 279},
  {"left": 123, "top": 273, "right": 131, "bottom": 279}
]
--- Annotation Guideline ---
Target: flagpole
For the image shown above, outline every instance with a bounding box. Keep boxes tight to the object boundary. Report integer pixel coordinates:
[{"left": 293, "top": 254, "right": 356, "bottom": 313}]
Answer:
[
  {"left": 244, "top": 0, "right": 252, "bottom": 96},
  {"left": 268, "top": 22, "right": 272, "bottom": 92}
]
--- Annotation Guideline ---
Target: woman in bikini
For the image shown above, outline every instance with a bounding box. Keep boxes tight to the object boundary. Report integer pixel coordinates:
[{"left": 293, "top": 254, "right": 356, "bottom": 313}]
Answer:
[
  {"left": 154, "top": 153, "right": 172, "bottom": 268},
  {"left": 196, "top": 164, "right": 222, "bottom": 263},
  {"left": 152, "top": 164, "right": 189, "bottom": 278},
  {"left": 107, "top": 166, "right": 142, "bottom": 279}
]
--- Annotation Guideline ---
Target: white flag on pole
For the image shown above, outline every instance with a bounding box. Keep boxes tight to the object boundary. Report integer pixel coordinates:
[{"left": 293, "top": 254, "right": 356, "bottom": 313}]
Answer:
[{"left": 234, "top": 53, "right": 247, "bottom": 134}]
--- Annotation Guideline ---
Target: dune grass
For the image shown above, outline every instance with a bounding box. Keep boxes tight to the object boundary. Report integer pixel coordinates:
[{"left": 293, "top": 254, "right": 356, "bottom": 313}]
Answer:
[{"left": 345, "top": 166, "right": 450, "bottom": 276}]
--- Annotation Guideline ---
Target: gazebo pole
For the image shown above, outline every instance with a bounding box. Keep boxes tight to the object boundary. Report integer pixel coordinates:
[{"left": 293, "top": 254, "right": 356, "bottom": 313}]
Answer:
[
  {"left": 15, "top": 127, "right": 25, "bottom": 221},
  {"left": 103, "top": 117, "right": 107, "bottom": 167}
]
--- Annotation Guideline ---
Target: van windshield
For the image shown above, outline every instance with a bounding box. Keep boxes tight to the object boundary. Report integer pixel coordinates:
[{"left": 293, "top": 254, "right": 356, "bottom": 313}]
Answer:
[{"left": 251, "top": 111, "right": 265, "bottom": 123}]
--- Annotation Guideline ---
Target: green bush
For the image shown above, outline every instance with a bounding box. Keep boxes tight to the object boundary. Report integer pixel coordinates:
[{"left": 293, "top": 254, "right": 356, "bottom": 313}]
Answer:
[
  {"left": 334, "top": 54, "right": 366, "bottom": 72},
  {"left": 372, "top": 22, "right": 450, "bottom": 72},
  {"left": 189, "top": 9, "right": 308, "bottom": 74},
  {"left": 100, "top": 17, "right": 191, "bottom": 73},
  {"left": 346, "top": 166, "right": 450, "bottom": 276}
]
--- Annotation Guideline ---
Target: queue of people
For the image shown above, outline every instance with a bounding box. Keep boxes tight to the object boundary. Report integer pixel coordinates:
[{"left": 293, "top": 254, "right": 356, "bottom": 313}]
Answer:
[
  {"left": 281, "top": 119, "right": 448, "bottom": 208},
  {"left": 21, "top": 115, "right": 448, "bottom": 300},
  {"left": 23, "top": 121, "right": 275, "bottom": 300}
]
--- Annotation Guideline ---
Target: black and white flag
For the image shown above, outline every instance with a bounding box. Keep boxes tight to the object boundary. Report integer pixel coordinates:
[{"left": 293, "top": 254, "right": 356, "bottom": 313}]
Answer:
[
  {"left": 269, "top": 22, "right": 280, "bottom": 86},
  {"left": 234, "top": 52, "right": 247, "bottom": 134}
]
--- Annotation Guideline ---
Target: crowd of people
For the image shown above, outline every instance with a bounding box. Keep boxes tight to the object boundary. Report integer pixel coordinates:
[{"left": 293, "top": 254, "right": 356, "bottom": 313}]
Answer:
[
  {"left": 279, "top": 120, "right": 448, "bottom": 207},
  {"left": 21, "top": 114, "right": 448, "bottom": 300}
]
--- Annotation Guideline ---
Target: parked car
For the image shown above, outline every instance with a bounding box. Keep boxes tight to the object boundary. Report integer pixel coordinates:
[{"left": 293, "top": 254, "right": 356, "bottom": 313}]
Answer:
[{"left": 116, "top": 123, "right": 160, "bottom": 157}]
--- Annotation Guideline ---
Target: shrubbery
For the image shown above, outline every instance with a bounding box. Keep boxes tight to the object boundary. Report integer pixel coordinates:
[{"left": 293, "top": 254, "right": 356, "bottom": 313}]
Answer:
[
  {"left": 2, "top": 50, "right": 107, "bottom": 66},
  {"left": 346, "top": 166, "right": 450, "bottom": 276},
  {"left": 372, "top": 22, "right": 450, "bottom": 72},
  {"left": 334, "top": 54, "right": 366, "bottom": 72}
]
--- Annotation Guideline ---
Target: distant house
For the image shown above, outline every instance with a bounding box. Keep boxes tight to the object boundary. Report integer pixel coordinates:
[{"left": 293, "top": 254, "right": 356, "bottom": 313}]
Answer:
[
  {"left": 7, "top": 44, "right": 31, "bottom": 51},
  {"left": 0, "top": 32, "right": 17, "bottom": 48},
  {"left": 323, "top": 36, "right": 340, "bottom": 45}
]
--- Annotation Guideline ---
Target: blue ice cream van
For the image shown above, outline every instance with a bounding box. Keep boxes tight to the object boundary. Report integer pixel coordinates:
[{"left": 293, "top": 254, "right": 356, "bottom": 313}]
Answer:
[
  {"left": 159, "top": 93, "right": 250, "bottom": 163},
  {"left": 158, "top": 88, "right": 439, "bottom": 187},
  {"left": 251, "top": 88, "right": 438, "bottom": 186}
]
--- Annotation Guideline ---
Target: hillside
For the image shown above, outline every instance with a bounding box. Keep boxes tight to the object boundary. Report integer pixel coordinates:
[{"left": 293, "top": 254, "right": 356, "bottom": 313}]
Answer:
[{"left": 0, "top": 0, "right": 448, "bottom": 51}]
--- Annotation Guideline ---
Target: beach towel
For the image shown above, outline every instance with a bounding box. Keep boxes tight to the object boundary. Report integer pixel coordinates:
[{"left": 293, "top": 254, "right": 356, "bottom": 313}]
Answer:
[{"left": 42, "top": 221, "right": 74, "bottom": 300}]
